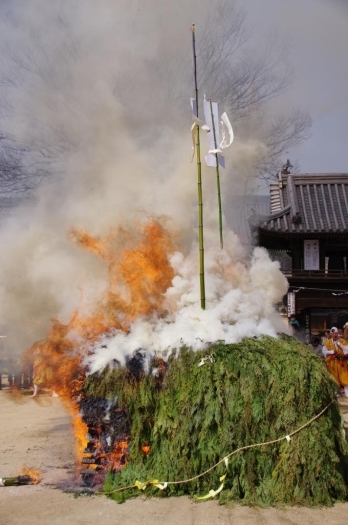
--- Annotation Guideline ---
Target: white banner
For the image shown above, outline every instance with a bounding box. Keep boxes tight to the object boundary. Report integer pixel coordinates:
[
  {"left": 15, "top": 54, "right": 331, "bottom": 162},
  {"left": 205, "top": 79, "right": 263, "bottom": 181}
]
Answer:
[
  {"left": 304, "top": 240, "right": 319, "bottom": 270},
  {"left": 287, "top": 292, "right": 296, "bottom": 316},
  {"left": 205, "top": 152, "right": 225, "bottom": 169},
  {"left": 203, "top": 99, "right": 220, "bottom": 151}
]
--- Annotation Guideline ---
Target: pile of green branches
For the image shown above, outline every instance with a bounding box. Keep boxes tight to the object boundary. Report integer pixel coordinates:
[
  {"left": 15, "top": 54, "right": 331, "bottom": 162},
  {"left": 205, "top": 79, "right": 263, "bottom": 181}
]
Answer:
[{"left": 84, "top": 335, "right": 348, "bottom": 506}]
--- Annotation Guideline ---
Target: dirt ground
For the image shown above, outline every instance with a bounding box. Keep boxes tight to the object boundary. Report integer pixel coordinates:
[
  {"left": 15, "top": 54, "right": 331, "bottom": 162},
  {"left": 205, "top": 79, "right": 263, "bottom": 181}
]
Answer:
[{"left": 1, "top": 390, "right": 348, "bottom": 525}]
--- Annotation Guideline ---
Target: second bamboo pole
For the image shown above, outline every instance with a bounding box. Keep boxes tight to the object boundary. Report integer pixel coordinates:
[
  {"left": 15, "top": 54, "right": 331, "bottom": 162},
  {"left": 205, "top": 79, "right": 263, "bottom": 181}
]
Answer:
[{"left": 209, "top": 99, "right": 223, "bottom": 249}]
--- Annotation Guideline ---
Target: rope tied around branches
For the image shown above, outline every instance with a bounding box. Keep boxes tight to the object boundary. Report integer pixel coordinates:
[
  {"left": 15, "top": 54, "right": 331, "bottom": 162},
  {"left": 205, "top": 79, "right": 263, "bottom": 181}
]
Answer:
[{"left": 100, "top": 400, "right": 334, "bottom": 499}]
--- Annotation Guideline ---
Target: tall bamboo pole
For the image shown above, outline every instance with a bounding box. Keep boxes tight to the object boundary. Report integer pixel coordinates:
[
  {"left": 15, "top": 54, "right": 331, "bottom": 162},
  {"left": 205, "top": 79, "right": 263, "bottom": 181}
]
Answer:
[
  {"left": 191, "top": 24, "right": 205, "bottom": 310},
  {"left": 209, "top": 99, "right": 223, "bottom": 249}
]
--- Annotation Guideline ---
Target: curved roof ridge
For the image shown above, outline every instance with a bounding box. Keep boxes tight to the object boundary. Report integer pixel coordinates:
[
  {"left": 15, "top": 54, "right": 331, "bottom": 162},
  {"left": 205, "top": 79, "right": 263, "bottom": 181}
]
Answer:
[{"left": 261, "top": 204, "right": 291, "bottom": 221}]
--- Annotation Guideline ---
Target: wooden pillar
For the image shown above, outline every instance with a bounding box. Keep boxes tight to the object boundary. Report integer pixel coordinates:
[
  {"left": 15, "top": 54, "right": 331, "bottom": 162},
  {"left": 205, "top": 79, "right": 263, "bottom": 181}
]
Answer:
[{"left": 290, "top": 242, "right": 301, "bottom": 270}]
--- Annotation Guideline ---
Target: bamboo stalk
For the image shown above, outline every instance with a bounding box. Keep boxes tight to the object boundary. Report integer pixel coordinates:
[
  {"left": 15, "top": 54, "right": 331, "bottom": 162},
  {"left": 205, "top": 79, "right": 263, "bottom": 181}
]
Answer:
[
  {"left": 191, "top": 24, "right": 206, "bottom": 310},
  {"left": 0, "top": 475, "right": 33, "bottom": 486},
  {"left": 209, "top": 99, "right": 223, "bottom": 249}
]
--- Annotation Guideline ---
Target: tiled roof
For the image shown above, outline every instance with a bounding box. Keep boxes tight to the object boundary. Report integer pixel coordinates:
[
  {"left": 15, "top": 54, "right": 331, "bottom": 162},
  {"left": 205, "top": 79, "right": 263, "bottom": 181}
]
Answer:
[{"left": 254, "top": 173, "right": 348, "bottom": 234}]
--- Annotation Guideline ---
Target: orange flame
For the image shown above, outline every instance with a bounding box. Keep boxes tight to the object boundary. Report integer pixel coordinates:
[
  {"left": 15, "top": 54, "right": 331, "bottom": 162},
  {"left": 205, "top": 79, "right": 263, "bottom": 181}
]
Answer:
[
  {"left": 110, "top": 440, "right": 129, "bottom": 473},
  {"left": 19, "top": 467, "right": 41, "bottom": 484},
  {"left": 23, "top": 217, "right": 176, "bottom": 462},
  {"left": 72, "top": 412, "right": 89, "bottom": 460}
]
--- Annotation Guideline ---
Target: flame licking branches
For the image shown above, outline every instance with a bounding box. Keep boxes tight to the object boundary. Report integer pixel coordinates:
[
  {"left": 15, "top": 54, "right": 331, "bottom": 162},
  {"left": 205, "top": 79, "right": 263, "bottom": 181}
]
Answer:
[
  {"left": 25, "top": 319, "right": 84, "bottom": 400},
  {"left": 23, "top": 218, "right": 176, "bottom": 460},
  {"left": 24, "top": 319, "right": 88, "bottom": 458},
  {"left": 19, "top": 467, "right": 42, "bottom": 485}
]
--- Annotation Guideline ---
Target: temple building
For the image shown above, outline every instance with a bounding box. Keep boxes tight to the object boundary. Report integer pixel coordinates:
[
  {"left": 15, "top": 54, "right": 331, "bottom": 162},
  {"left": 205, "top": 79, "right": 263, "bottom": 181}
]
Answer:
[{"left": 248, "top": 172, "right": 348, "bottom": 339}]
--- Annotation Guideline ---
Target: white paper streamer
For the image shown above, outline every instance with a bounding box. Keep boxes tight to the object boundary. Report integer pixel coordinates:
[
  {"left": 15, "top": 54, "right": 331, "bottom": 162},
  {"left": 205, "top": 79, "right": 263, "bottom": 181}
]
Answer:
[
  {"left": 220, "top": 112, "right": 234, "bottom": 149},
  {"left": 190, "top": 120, "right": 211, "bottom": 163},
  {"left": 198, "top": 354, "right": 215, "bottom": 367},
  {"left": 190, "top": 98, "right": 233, "bottom": 166},
  {"left": 190, "top": 123, "right": 197, "bottom": 163},
  {"left": 208, "top": 148, "right": 222, "bottom": 154},
  {"left": 203, "top": 99, "right": 220, "bottom": 152},
  {"left": 205, "top": 152, "right": 225, "bottom": 169}
]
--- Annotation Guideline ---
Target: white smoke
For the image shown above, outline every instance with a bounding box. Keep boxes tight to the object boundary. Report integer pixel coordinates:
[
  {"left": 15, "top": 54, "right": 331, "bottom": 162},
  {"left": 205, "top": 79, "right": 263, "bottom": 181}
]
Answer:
[
  {"left": 86, "top": 234, "right": 288, "bottom": 374},
  {"left": 0, "top": 1, "right": 290, "bottom": 362}
]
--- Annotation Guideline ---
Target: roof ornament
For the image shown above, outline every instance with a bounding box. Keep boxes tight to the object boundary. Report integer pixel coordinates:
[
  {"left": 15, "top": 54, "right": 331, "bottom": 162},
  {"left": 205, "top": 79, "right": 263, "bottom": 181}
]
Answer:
[
  {"left": 281, "top": 159, "right": 293, "bottom": 175},
  {"left": 292, "top": 211, "right": 302, "bottom": 225}
]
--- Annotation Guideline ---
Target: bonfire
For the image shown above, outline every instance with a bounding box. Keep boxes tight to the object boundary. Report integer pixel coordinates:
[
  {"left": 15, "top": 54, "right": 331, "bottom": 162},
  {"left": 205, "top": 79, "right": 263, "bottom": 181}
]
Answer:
[
  {"left": 19, "top": 214, "right": 348, "bottom": 506},
  {"left": 14, "top": 23, "right": 348, "bottom": 509}
]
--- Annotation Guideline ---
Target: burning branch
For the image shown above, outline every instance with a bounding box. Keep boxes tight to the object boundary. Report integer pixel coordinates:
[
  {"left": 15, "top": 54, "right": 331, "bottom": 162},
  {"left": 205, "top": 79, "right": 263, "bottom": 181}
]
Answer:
[{"left": 0, "top": 468, "right": 41, "bottom": 487}]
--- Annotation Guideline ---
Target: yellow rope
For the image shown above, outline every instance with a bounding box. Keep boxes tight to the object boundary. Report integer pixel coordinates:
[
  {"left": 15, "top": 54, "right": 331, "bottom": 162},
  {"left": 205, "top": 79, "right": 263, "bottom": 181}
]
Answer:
[{"left": 100, "top": 400, "right": 334, "bottom": 496}]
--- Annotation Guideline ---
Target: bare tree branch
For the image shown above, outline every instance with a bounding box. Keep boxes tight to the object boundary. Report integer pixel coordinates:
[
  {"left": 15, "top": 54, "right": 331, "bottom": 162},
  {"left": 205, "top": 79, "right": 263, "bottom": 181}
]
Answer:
[
  {"left": 256, "top": 109, "right": 312, "bottom": 181},
  {"left": 0, "top": 0, "right": 312, "bottom": 201}
]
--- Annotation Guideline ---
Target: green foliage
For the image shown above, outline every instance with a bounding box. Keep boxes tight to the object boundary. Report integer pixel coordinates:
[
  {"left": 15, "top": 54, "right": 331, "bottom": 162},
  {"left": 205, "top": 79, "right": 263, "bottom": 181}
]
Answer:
[{"left": 86, "top": 336, "right": 348, "bottom": 506}]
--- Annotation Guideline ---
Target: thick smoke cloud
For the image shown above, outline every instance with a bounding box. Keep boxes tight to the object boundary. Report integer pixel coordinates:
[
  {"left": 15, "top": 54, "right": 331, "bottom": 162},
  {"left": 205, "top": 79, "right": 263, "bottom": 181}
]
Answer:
[
  {"left": 0, "top": 0, "right": 289, "bottom": 361},
  {"left": 88, "top": 240, "right": 288, "bottom": 373}
]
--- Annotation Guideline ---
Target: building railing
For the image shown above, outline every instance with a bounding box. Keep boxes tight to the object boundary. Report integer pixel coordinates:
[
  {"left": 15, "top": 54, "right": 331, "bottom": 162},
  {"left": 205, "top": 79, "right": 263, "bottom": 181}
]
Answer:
[{"left": 285, "top": 269, "right": 348, "bottom": 279}]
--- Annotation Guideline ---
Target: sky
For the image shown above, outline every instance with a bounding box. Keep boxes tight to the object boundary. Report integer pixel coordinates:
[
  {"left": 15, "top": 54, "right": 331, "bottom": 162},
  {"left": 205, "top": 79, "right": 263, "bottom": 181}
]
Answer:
[{"left": 244, "top": 0, "right": 348, "bottom": 174}]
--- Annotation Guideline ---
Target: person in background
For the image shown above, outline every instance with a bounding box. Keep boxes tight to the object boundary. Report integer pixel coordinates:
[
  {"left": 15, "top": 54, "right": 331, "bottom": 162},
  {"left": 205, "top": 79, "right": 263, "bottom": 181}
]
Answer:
[
  {"left": 289, "top": 314, "right": 300, "bottom": 329},
  {"left": 343, "top": 322, "right": 348, "bottom": 342},
  {"left": 338, "top": 328, "right": 344, "bottom": 338},
  {"left": 289, "top": 315, "right": 300, "bottom": 333},
  {"left": 29, "top": 352, "right": 58, "bottom": 398},
  {"left": 323, "top": 327, "right": 348, "bottom": 397},
  {"left": 308, "top": 336, "right": 323, "bottom": 358},
  {"left": 322, "top": 329, "right": 331, "bottom": 345},
  {"left": 29, "top": 352, "right": 45, "bottom": 398}
]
